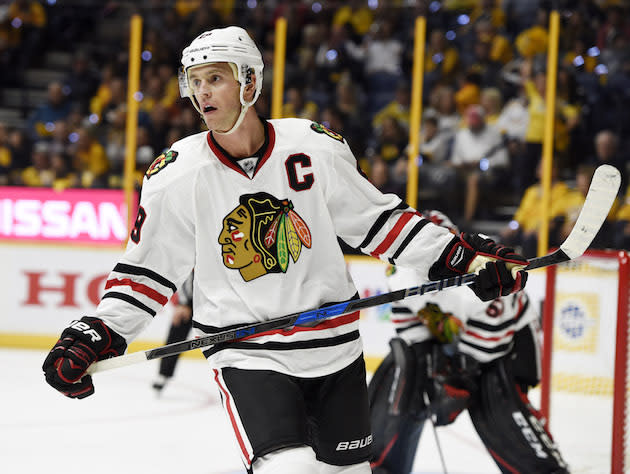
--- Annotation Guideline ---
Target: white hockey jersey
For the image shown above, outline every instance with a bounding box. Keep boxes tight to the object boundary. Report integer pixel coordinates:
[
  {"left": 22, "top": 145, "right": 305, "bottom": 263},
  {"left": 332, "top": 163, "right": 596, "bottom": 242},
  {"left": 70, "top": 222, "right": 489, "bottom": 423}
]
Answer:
[
  {"left": 386, "top": 265, "right": 539, "bottom": 363},
  {"left": 95, "top": 118, "right": 455, "bottom": 377}
]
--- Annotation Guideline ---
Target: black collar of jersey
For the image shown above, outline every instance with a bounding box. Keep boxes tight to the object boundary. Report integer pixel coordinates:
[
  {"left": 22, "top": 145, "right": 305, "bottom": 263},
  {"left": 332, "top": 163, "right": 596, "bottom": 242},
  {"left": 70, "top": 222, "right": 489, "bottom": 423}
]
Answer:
[{"left": 207, "top": 117, "right": 276, "bottom": 179}]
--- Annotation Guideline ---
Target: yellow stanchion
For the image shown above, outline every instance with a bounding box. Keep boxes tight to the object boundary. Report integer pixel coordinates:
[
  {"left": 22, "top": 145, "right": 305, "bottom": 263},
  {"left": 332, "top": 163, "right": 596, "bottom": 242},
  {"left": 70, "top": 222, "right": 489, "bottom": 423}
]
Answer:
[
  {"left": 124, "top": 14, "right": 142, "bottom": 240},
  {"left": 406, "top": 17, "right": 426, "bottom": 210},
  {"left": 271, "top": 17, "right": 287, "bottom": 119},
  {"left": 538, "top": 10, "right": 560, "bottom": 257}
]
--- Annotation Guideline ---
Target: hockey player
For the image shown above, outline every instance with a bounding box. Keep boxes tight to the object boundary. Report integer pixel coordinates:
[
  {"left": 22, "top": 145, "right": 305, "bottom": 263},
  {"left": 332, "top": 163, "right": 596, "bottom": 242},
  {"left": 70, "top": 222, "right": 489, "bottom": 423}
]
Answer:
[
  {"left": 42, "top": 27, "right": 528, "bottom": 474},
  {"left": 369, "top": 211, "right": 568, "bottom": 474},
  {"left": 152, "top": 272, "right": 194, "bottom": 394}
]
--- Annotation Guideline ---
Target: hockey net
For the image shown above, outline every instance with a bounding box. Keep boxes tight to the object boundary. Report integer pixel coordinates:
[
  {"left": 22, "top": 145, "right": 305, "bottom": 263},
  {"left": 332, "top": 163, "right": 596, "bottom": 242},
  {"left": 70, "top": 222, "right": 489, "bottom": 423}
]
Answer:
[{"left": 540, "top": 250, "right": 630, "bottom": 474}]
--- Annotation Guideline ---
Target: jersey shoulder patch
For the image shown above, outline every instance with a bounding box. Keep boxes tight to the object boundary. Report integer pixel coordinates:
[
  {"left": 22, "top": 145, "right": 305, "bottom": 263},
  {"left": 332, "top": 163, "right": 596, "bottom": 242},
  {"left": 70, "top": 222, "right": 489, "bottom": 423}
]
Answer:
[
  {"left": 310, "top": 122, "right": 344, "bottom": 142},
  {"left": 146, "top": 150, "right": 178, "bottom": 179}
]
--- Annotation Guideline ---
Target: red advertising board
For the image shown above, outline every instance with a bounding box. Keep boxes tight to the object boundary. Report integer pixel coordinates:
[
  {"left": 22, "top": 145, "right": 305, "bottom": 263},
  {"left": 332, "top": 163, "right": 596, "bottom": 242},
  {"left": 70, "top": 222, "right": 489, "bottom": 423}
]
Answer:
[{"left": 0, "top": 187, "right": 135, "bottom": 244}]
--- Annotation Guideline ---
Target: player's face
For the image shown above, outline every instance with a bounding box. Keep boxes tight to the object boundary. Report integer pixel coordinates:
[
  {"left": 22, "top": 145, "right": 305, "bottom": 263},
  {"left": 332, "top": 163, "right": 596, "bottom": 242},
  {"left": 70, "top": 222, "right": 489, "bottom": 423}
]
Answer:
[{"left": 188, "top": 63, "right": 241, "bottom": 133}]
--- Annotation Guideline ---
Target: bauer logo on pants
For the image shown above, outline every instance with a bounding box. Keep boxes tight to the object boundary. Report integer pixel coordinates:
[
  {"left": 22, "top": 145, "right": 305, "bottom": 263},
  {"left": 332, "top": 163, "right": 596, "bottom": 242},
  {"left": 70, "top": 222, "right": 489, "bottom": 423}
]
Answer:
[
  {"left": 218, "top": 192, "right": 312, "bottom": 282},
  {"left": 336, "top": 434, "right": 372, "bottom": 451}
]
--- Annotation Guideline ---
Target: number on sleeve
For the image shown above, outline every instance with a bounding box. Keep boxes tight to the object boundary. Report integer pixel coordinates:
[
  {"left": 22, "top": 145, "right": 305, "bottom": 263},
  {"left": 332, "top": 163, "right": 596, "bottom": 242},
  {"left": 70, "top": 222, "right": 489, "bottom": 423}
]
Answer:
[{"left": 130, "top": 206, "right": 147, "bottom": 243}]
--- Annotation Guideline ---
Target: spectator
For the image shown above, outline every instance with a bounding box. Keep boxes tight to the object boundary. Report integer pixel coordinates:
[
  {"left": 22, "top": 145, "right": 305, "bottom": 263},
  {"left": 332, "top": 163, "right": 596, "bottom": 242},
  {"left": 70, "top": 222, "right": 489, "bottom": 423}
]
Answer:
[
  {"left": 103, "top": 104, "right": 126, "bottom": 174},
  {"left": 596, "top": 5, "right": 630, "bottom": 51},
  {"left": 420, "top": 113, "right": 449, "bottom": 164},
  {"left": 48, "top": 119, "right": 71, "bottom": 156},
  {"left": 334, "top": 76, "right": 365, "bottom": 141},
  {"left": 469, "top": 0, "right": 506, "bottom": 31},
  {"left": 424, "top": 29, "right": 460, "bottom": 89},
  {"left": 368, "top": 116, "right": 407, "bottom": 196},
  {"left": 585, "top": 130, "right": 627, "bottom": 188},
  {"left": 7, "top": 127, "right": 30, "bottom": 180},
  {"left": 314, "top": 23, "right": 363, "bottom": 94},
  {"left": 100, "top": 77, "right": 128, "bottom": 127},
  {"left": 0, "top": 122, "right": 12, "bottom": 185},
  {"left": 463, "top": 38, "right": 502, "bottom": 89},
  {"left": 362, "top": 19, "right": 404, "bottom": 116},
  {"left": 557, "top": 164, "right": 619, "bottom": 250},
  {"left": 415, "top": 113, "right": 457, "bottom": 212},
  {"left": 89, "top": 63, "right": 116, "bottom": 117},
  {"left": 480, "top": 87, "right": 503, "bottom": 126},
  {"left": 20, "top": 140, "right": 53, "bottom": 187},
  {"left": 514, "top": 8, "right": 548, "bottom": 58},
  {"left": 454, "top": 70, "right": 482, "bottom": 116},
  {"left": 590, "top": 130, "right": 622, "bottom": 167},
  {"left": 372, "top": 82, "right": 410, "bottom": 133},
  {"left": 156, "top": 63, "right": 180, "bottom": 109},
  {"left": 71, "top": 126, "right": 109, "bottom": 188},
  {"left": 475, "top": 19, "right": 513, "bottom": 65},
  {"left": 63, "top": 51, "right": 100, "bottom": 114},
  {"left": 501, "top": 161, "right": 571, "bottom": 258},
  {"left": 332, "top": 0, "right": 374, "bottom": 38},
  {"left": 514, "top": 59, "right": 579, "bottom": 193},
  {"left": 282, "top": 86, "right": 318, "bottom": 121},
  {"left": 600, "top": 32, "right": 630, "bottom": 78},
  {"left": 147, "top": 103, "right": 171, "bottom": 154},
  {"left": 49, "top": 150, "right": 77, "bottom": 191},
  {"left": 450, "top": 105, "right": 508, "bottom": 224},
  {"left": 8, "top": 0, "right": 46, "bottom": 74},
  {"left": 496, "top": 88, "right": 528, "bottom": 141},
  {"left": 426, "top": 85, "right": 461, "bottom": 140},
  {"left": 26, "top": 81, "right": 72, "bottom": 140}
]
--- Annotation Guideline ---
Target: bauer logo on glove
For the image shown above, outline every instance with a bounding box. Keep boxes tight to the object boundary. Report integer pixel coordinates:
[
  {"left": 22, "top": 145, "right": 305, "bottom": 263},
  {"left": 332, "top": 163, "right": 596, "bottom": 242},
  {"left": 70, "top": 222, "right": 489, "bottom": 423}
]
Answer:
[{"left": 429, "top": 232, "right": 528, "bottom": 301}]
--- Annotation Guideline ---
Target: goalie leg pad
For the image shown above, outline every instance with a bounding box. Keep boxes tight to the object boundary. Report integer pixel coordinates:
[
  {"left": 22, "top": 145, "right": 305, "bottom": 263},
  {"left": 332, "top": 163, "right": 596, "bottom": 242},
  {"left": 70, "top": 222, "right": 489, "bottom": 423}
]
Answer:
[
  {"left": 468, "top": 358, "right": 569, "bottom": 473},
  {"left": 368, "top": 339, "right": 430, "bottom": 474}
]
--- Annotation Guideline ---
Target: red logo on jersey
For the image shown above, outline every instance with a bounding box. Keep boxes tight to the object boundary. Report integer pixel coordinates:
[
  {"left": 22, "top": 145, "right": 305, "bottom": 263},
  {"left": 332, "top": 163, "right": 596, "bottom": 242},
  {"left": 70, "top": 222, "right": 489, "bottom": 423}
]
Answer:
[{"left": 219, "top": 192, "right": 312, "bottom": 282}]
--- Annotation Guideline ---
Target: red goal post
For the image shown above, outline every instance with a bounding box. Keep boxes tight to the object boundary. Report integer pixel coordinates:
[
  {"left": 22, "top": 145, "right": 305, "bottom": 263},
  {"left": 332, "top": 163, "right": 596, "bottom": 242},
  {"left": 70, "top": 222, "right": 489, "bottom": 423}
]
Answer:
[{"left": 540, "top": 249, "right": 630, "bottom": 474}]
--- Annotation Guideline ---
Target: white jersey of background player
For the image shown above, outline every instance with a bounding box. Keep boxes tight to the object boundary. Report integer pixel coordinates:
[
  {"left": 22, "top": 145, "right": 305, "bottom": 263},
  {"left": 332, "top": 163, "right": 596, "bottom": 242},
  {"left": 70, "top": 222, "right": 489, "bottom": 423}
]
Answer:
[
  {"left": 389, "top": 262, "right": 538, "bottom": 365},
  {"left": 42, "top": 27, "right": 528, "bottom": 474}
]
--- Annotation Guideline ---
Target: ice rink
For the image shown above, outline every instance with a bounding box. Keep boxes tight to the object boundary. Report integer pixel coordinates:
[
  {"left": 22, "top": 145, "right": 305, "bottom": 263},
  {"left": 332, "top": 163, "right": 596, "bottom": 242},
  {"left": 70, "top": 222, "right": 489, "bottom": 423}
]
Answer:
[{"left": 0, "top": 348, "right": 615, "bottom": 474}]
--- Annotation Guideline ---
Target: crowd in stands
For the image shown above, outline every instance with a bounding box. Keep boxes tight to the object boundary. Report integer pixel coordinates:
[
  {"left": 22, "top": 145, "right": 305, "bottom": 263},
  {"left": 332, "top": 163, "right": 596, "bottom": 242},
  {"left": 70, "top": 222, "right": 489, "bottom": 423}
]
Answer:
[{"left": 1, "top": 0, "right": 630, "bottom": 255}]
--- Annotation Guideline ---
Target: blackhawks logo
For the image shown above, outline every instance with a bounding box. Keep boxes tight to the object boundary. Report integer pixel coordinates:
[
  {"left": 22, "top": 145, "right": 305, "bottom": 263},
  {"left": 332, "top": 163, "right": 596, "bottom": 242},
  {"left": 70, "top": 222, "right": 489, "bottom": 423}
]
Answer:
[
  {"left": 219, "top": 192, "right": 312, "bottom": 282},
  {"left": 310, "top": 122, "right": 344, "bottom": 142},
  {"left": 146, "top": 150, "right": 178, "bottom": 179}
]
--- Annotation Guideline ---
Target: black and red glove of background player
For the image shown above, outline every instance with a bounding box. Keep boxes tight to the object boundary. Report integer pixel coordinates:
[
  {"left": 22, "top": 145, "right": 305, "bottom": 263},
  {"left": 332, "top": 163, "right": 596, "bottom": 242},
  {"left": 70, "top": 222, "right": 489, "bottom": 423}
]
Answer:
[
  {"left": 429, "top": 233, "right": 528, "bottom": 301},
  {"left": 42, "top": 316, "right": 127, "bottom": 399}
]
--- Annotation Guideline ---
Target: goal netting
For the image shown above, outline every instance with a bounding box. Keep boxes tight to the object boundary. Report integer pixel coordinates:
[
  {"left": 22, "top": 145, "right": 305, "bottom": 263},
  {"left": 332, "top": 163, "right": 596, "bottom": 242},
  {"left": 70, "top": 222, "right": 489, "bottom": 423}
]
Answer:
[{"left": 540, "top": 250, "right": 630, "bottom": 473}]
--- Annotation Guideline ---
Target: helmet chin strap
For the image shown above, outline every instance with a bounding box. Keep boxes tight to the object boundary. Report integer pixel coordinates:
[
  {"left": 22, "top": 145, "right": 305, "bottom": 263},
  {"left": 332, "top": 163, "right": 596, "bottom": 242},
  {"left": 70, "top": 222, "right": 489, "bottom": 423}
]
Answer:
[{"left": 213, "top": 103, "right": 249, "bottom": 136}]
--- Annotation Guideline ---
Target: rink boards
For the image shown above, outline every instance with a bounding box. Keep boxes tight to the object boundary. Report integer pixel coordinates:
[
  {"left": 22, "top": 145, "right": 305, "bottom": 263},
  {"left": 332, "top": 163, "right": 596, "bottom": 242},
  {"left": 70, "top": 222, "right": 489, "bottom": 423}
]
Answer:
[{"left": 0, "top": 243, "right": 548, "bottom": 369}]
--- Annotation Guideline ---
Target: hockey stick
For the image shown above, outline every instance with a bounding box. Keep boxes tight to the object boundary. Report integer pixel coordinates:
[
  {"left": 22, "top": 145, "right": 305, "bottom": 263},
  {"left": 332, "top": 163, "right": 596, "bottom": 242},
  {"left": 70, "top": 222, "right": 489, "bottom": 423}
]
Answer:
[{"left": 87, "top": 164, "right": 621, "bottom": 375}]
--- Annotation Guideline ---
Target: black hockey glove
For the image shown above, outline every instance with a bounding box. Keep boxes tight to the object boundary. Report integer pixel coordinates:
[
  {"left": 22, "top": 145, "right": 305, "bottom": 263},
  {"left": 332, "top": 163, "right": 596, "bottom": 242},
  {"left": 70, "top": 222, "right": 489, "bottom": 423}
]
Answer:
[
  {"left": 42, "top": 317, "right": 127, "bottom": 399},
  {"left": 429, "top": 233, "right": 528, "bottom": 301}
]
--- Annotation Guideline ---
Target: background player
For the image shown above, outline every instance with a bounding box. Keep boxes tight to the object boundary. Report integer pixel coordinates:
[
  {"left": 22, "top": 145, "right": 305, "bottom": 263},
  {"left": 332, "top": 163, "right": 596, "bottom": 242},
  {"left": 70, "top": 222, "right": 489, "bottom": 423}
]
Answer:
[
  {"left": 152, "top": 272, "right": 194, "bottom": 394},
  {"left": 369, "top": 210, "right": 568, "bottom": 474},
  {"left": 42, "top": 27, "right": 528, "bottom": 474}
]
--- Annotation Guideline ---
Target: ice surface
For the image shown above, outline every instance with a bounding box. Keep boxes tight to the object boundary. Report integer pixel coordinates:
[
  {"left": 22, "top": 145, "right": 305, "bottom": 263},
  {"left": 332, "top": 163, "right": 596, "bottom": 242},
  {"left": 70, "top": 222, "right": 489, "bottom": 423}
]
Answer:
[{"left": 0, "top": 348, "right": 613, "bottom": 473}]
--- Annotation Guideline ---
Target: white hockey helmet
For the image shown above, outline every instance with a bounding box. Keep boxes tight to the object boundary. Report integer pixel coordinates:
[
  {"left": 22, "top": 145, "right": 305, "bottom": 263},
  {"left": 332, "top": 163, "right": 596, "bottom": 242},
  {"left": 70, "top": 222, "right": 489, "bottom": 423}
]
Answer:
[{"left": 179, "top": 26, "right": 264, "bottom": 133}]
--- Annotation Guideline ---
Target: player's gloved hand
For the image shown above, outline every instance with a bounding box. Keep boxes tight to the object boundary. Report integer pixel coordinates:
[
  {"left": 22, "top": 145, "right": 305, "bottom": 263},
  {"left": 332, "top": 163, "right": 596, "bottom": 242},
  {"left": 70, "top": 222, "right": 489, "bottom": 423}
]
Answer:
[
  {"left": 42, "top": 317, "right": 127, "bottom": 399},
  {"left": 429, "top": 233, "right": 528, "bottom": 301},
  {"left": 417, "top": 302, "right": 463, "bottom": 344}
]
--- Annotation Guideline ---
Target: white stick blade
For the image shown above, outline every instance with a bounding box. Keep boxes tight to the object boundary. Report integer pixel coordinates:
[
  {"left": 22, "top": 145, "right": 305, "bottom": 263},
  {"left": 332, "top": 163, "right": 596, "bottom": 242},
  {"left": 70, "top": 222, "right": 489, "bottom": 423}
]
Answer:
[
  {"left": 86, "top": 350, "right": 149, "bottom": 374},
  {"left": 560, "top": 164, "right": 621, "bottom": 259}
]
